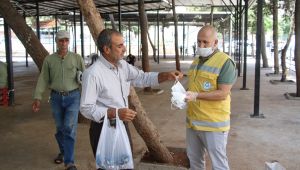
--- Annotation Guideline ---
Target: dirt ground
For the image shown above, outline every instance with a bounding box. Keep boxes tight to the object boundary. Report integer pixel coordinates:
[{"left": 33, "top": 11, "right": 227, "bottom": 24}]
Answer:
[{"left": 0, "top": 57, "right": 300, "bottom": 170}]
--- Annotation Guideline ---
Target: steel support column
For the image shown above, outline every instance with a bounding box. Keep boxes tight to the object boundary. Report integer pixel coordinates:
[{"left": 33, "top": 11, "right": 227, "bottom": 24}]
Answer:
[
  {"left": 118, "top": 0, "right": 122, "bottom": 32},
  {"left": 80, "top": 11, "right": 84, "bottom": 58},
  {"left": 182, "top": 14, "right": 185, "bottom": 60},
  {"left": 234, "top": 2, "right": 239, "bottom": 75},
  {"left": 238, "top": 0, "right": 242, "bottom": 77},
  {"left": 54, "top": 15, "right": 57, "bottom": 52},
  {"left": 157, "top": 10, "right": 160, "bottom": 64},
  {"left": 73, "top": 10, "right": 77, "bottom": 53},
  {"left": 36, "top": 2, "right": 40, "bottom": 40},
  {"left": 128, "top": 22, "right": 131, "bottom": 54},
  {"left": 210, "top": 6, "right": 214, "bottom": 26},
  {"left": 55, "top": 14, "right": 58, "bottom": 33},
  {"left": 229, "top": 14, "right": 233, "bottom": 56},
  {"left": 4, "top": 21, "right": 14, "bottom": 106},
  {"left": 241, "top": 0, "right": 249, "bottom": 90},
  {"left": 252, "top": 0, "right": 264, "bottom": 118},
  {"left": 138, "top": 21, "right": 140, "bottom": 61},
  {"left": 23, "top": 11, "right": 28, "bottom": 67}
]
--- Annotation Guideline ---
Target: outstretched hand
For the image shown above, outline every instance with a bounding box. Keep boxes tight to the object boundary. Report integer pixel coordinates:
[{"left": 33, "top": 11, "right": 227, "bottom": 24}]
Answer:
[
  {"left": 158, "top": 70, "right": 184, "bottom": 83},
  {"left": 169, "top": 70, "right": 184, "bottom": 81},
  {"left": 32, "top": 99, "right": 41, "bottom": 112}
]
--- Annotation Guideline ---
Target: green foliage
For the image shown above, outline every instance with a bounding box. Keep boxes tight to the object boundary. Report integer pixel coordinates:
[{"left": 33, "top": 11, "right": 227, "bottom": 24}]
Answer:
[
  {"left": 187, "top": 6, "right": 210, "bottom": 12},
  {"left": 214, "top": 17, "right": 230, "bottom": 34},
  {"left": 279, "top": 16, "right": 292, "bottom": 37},
  {"left": 248, "top": 7, "right": 257, "bottom": 33},
  {"left": 248, "top": 2, "right": 274, "bottom": 33},
  {"left": 279, "top": 0, "right": 295, "bottom": 38},
  {"left": 131, "top": 26, "right": 139, "bottom": 35}
]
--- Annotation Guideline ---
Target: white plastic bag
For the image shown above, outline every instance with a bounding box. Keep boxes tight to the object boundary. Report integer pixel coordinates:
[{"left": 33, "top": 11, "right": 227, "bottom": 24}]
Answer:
[
  {"left": 96, "top": 111, "right": 133, "bottom": 170},
  {"left": 171, "top": 80, "right": 187, "bottom": 110},
  {"left": 265, "top": 161, "right": 286, "bottom": 170}
]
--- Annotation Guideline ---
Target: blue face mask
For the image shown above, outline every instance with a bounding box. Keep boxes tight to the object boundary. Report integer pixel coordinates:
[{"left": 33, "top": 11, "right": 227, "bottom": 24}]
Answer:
[{"left": 196, "top": 47, "right": 214, "bottom": 57}]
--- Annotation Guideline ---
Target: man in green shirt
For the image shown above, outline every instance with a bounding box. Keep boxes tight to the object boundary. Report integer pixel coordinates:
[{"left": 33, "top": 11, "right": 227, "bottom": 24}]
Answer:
[
  {"left": 32, "top": 30, "right": 85, "bottom": 170},
  {"left": 0, "top": 61, "right": 8, "bottom": 88}
]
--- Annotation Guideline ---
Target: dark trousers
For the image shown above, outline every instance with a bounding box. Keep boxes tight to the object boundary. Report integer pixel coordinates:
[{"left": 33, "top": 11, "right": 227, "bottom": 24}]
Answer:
[{"left": 89, "top": 120, "right": 133, "bottom": 170}]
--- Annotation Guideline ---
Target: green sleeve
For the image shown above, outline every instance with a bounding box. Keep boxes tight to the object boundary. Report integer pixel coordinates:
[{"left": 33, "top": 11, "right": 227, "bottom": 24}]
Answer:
[
  {"left": 33, "top": 59, "right": 50, "bottom": 100},
  {"left": 78, "top": 54, "right": 85, "bottom": 71},
  {"left": 0, "top": 62, "right": 8, "bottom": 88},
  {"left": 217, "top": 59, "right": 237, "bottom": 84}
]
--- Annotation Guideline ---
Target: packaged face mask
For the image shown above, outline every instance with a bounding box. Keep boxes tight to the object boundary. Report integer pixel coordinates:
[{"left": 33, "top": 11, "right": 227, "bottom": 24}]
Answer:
[{"left": 171, "top": 80, "right": 186, "bottom": 110}]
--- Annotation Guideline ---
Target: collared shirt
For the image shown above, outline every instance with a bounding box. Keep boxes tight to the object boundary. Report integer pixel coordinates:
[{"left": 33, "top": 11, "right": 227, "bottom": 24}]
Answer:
[
  {"left": 33, "top": 52, "right": 85, "bottom": 100},
  {"left": 80, "top": 54, "right": 159, "bottom": 122},
  {"left": 0, "top": 61, "right": 7, "bottom": 88}
]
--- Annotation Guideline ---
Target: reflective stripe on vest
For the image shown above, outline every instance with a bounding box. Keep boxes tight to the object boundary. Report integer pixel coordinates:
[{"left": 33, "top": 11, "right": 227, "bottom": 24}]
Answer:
[
  {"left": 186, "top": 117, "right": 230, "bottom": 128},
  {"left": 189, "top": 62, "right": 222, "bottom": 75}
]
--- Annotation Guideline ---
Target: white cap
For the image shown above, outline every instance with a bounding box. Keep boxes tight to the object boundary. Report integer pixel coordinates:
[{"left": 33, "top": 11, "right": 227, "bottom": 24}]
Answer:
[{"left": 55, "top": 30, "right": 70, "bottom": 41}]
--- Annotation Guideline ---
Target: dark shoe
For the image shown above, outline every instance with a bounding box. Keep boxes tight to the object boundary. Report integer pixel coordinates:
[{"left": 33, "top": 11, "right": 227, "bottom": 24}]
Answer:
[
  {"left": 54, "top": 153, "right": 63, "bottom": 164},
  {"left": 65, "top": 164, "right": 77, "bottom": 170}
]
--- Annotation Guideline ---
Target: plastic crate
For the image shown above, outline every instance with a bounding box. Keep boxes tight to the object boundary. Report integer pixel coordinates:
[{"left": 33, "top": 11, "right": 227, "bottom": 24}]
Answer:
[{"left": 0, "top": 88, "right": 9, "bottom": 106}]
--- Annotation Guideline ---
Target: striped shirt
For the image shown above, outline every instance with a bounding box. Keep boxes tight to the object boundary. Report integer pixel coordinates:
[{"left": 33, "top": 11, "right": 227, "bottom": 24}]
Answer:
[{"left": 80, "top": 54, "right": 159, "bottom": 122}]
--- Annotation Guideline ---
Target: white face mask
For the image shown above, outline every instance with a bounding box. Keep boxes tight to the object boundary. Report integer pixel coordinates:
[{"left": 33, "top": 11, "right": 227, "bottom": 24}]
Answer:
[
  {"left": 171, "top": 81, "right": 186, "bottom": 110},
  {"left": 196, "top": 47, "right": 214, "bottom": 57}
]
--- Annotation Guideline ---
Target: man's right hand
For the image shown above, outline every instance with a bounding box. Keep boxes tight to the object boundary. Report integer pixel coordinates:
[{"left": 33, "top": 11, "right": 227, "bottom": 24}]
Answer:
[
  {"left": 118, "top": 108, "right": 137, "bottom": 121},
  {"left": 107, "top": 108, "right": 137, "bottom": 122},
  {"left": 32, "top": 99, "right": 41, "bottom": 112}
]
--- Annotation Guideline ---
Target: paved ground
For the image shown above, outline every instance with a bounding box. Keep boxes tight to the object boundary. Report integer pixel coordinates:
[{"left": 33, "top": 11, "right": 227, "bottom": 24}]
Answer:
[{"left": 0, "top": 57, "right": 300, "bottom": 170}]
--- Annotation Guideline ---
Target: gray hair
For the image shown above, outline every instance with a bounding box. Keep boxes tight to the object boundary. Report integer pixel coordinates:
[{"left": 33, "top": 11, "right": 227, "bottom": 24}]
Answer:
[
  {"left": 199, "top": 25, "right": 218, "bottom": 39},
  {"left": 97, "top": 29, "right": 122, "bottom": 53}
]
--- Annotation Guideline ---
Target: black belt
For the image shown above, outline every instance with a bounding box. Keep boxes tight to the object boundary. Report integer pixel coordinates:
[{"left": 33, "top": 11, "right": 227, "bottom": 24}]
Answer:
[{"left": 51, "top": 88, "right": 79, "bottom": 96}]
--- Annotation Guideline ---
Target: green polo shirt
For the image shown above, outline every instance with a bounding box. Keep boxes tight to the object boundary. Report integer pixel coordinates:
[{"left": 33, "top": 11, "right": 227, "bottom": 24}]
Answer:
[
  {"left": 0, "top": 61, "right": 8, "bottom": 88},
  {"left": 33, "top": 52, "right": 85, "bottom": 100}
]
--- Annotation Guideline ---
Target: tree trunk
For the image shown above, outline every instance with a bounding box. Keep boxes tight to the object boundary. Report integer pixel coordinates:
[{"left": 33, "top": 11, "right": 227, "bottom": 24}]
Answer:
[
  {"left": 281, "top": 14, "right": 295, "bottom": 82},
  {"left": 147, "top": 30, "right": 157, "bottom": 62},
  {"left": 128, "top": 87, "right": 173, "bottom": 163},
  {"left": 76, "top": 0, "right": 106, "bottom": 123},
  {"left": 295, "top": 0, "right": 300, "bottom": 97},
  {"left": 109, "top": 14, "right": 118, "bottom": 30},
  {"left": 76, "top": 0, "right": 104, "bottom": 43},
  {"left": 172, "top": 0, "right": 181, "bottom": 71},
  {"left": 222, "top": 29, "right": 225, "bottom": 52},
  {"left": 261, "top": 21, "right": 269, "bottom": 68},
  {"left": 138, "top": 0, "right": 150, "bottom": 73},
  {"left": 273, "top": 0, "right": 280, "bottom": 74},
  {"left": 138, "top": 0, "right": 154, "bottom": 93},
  {"left": 0, "top": 0, "right": 49, "bottom": 71},
  {"left": 162, "top": 21, "right": 166, "bottom": 59}
]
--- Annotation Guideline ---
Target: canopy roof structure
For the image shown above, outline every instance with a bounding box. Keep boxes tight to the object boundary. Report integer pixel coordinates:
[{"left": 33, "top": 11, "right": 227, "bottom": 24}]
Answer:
[
  {"left": 10, "top": 0, "right": 171, "bottom": 16},
  {"left": 8, "top": 0, "right": 251, "bottom": 17}
]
